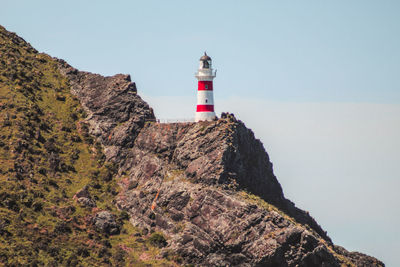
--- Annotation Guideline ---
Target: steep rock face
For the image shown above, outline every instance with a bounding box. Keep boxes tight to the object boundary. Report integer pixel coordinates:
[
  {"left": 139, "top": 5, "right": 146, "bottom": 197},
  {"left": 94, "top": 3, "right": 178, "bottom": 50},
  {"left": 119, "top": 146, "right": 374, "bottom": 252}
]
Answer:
[
  {"left": 121, "top": 118, "right": 329, "bottom": 240},
  {"left": 113, "top": 119, "right": 382, "bottom": 266}
]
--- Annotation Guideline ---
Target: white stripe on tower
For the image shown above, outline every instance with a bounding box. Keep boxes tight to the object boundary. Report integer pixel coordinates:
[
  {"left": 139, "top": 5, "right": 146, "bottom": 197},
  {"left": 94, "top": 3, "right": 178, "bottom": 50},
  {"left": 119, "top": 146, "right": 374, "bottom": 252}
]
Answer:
[{"left": 197, "top": 91, "right": 214, "bottom": 105}]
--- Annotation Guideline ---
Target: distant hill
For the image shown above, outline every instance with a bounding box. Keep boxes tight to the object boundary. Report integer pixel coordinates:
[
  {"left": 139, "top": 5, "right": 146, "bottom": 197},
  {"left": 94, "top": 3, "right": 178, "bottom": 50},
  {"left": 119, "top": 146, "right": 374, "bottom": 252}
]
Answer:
[{"left": 0, "top": 25, "right": 384, "bottom": 266}]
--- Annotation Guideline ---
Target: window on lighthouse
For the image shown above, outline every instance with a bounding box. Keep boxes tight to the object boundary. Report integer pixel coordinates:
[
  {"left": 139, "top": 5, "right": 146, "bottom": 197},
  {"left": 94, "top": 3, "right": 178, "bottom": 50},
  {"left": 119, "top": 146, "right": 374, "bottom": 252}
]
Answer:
[
  {"left": 205, "top": 99, "right": 208, "bottom": 103},
  {"left": 205, "top": 85, "right": 208, "bottom": 89},
  {"left": 203, "top": 61, "right": 209, "bottom": 68}
]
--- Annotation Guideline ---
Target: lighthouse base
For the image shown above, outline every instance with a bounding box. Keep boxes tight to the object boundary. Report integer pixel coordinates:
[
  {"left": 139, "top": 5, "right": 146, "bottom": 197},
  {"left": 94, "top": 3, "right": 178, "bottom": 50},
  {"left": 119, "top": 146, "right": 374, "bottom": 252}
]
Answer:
[{"left": 195, "top": 112, "right": 216, "bottom": 122}]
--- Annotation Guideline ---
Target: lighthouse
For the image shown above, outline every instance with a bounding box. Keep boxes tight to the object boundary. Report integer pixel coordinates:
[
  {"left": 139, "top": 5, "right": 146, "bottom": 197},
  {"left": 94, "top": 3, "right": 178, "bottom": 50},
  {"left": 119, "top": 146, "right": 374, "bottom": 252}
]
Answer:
[{"left": 195, "top": 52, "right": 217, "bottom": 122}]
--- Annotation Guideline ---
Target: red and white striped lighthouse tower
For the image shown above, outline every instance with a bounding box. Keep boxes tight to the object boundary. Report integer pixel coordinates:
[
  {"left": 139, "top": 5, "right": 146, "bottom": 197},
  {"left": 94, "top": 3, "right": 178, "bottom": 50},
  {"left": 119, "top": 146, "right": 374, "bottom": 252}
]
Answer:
[{"left": 195, "top": 52, "right": 217, "bottom": 122}]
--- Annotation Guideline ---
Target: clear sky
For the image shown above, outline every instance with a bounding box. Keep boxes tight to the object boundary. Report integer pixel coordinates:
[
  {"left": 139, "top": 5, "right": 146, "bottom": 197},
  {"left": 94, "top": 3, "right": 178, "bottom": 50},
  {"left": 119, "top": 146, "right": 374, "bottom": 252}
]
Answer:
[{"left": 2, "top": 1, "right": 399, "bottom": 265}]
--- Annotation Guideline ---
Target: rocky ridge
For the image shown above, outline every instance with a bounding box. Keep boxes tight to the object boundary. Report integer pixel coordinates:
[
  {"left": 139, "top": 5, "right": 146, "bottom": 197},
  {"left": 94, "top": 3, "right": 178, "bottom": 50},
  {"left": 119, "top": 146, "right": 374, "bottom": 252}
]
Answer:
[{"left": 57, "top": 59, "right": 384, "bottom": 266}]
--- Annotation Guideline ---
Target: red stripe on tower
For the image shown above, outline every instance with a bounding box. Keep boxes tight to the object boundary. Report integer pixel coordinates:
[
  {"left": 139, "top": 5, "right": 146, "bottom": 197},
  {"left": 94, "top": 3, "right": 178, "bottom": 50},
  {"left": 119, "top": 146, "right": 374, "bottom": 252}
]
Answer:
[
  {"left": 196, "top": 105, "right": 214, "bottom": 112},
  {"left": 198, "top": 81, "right": 213, "bottom": 91}
]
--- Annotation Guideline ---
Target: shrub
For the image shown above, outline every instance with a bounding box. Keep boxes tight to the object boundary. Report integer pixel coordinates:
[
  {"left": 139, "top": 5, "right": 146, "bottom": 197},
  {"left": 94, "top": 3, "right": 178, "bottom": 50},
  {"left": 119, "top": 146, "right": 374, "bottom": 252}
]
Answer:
[
  {"left": 148, "top": 232, "right": 167, "bottom": 248},
  {"left": 118, "top": 211, "right": 130, "bottom": 221}
]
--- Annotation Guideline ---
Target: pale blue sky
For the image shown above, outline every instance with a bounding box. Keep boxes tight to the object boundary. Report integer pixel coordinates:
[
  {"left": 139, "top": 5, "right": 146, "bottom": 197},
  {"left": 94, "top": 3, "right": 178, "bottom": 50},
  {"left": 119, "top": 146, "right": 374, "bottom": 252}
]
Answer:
[
  {"left": 3, "top": 0, "right": 400, "bottom": 103},
  {"left": 2, "top": 1, "right": 400, "bottom": 265}
]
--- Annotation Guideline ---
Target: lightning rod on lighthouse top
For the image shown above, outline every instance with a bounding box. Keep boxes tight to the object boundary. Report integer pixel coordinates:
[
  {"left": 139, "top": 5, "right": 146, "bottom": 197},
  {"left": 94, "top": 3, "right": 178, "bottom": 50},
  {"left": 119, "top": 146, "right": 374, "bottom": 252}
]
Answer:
[{"left": 195, "top": 52, "right": 217, "bottom": 122}]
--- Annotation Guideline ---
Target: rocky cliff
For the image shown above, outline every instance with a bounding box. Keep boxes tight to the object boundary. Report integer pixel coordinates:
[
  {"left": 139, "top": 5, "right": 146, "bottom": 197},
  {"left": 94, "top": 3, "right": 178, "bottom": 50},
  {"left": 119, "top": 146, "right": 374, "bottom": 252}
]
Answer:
[{"left": 0, "top": 25, "right": 384, "bottom": 266}]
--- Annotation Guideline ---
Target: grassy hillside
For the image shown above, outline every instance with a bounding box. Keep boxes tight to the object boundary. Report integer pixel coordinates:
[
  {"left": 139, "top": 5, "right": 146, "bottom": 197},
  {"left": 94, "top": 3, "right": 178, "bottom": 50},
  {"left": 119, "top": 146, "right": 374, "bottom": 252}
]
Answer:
[{"left": 0, "top": 26, "right": 174, "bottom": 266}]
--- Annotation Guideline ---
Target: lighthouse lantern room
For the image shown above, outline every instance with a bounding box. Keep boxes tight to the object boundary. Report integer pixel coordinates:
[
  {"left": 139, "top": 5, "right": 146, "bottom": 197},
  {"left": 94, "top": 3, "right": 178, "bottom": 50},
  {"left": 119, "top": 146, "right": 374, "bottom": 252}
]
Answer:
[{"left": 195, "top": 52, "right": 217, "bottom": 122}]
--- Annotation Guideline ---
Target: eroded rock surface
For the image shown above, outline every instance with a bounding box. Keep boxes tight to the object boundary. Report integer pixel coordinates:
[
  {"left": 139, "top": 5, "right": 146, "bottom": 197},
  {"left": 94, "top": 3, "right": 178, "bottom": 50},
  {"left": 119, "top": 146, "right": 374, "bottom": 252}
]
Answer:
[{"left": 115, "top": 119, "right": 383, "bottom": 266}]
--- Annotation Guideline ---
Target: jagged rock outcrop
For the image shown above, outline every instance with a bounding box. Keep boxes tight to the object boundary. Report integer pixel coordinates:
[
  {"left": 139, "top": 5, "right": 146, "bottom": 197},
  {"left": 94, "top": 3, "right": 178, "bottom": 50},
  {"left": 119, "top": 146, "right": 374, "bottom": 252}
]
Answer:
[
  {"left": 57, "top": 60, "right": 384, "bottom": 266},
  {"left": 57, "top": 59, "right": 155, "bottom": 162}
]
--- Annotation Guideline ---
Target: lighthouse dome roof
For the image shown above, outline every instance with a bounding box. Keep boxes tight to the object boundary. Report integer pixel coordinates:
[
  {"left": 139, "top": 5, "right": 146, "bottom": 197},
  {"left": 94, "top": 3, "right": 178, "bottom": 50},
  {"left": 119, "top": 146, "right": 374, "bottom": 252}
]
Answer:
[{"left": 200, "top": 52, "right": 211, "bottom": 61}]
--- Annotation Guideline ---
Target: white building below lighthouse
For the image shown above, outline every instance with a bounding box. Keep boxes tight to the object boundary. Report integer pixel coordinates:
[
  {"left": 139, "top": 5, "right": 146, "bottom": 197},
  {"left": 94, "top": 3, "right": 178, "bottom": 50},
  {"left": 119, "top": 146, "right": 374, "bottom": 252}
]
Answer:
[{"left": 195, "top": 52, "right": 217, "bottom": 122}]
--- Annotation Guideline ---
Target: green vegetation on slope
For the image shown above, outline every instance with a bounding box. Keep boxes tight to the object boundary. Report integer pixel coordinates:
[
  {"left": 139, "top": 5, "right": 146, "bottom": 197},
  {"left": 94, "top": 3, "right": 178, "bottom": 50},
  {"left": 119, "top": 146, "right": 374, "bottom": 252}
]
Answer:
[{"left": 0, "top": 26, "right": 174, "bottom": 266}]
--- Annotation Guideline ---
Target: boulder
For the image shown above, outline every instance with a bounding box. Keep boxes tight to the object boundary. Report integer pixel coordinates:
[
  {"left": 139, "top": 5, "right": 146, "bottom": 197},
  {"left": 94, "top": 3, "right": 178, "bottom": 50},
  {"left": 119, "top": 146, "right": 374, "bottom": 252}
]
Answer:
[
  {"left": 73, "top": 185, "right": 96, "bottom": 208},
  {"left": 92, "top": 211, "right": 120, "bottom": 235}
]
